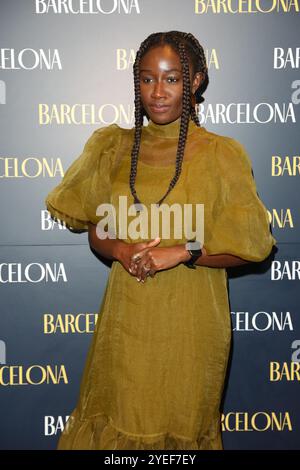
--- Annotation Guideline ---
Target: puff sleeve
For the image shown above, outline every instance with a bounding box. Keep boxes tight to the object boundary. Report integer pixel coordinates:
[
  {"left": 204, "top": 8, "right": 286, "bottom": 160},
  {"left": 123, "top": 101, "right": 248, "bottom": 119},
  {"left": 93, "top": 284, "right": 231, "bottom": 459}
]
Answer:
[
  {"left": 204, "top": 137, "right": 276, "bottom": 262},
  {"left": 45, "top": 124, "right": 122, "bottom": 233}
]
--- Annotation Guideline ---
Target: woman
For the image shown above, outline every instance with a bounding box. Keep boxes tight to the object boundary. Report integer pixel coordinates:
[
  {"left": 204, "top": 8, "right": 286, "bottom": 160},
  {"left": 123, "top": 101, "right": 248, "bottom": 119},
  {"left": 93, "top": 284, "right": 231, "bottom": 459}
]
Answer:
[{"left": 45, "top": 31, "right": 276, "bottom": 450}]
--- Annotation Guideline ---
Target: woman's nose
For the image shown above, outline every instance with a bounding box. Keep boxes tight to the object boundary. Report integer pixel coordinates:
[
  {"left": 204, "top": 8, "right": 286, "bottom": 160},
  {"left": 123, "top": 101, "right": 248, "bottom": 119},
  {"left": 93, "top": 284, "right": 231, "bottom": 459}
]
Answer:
[{"left": 151, "top": 81, "right": 166, "bottom": 98}]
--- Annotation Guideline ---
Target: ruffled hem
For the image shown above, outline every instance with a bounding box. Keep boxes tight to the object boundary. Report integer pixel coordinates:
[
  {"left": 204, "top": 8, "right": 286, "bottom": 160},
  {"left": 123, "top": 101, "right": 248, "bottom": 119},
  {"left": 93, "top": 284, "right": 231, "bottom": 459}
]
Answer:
[
  {"left": 45, "top": 201, "right": 89, "bottom": 233},
  {"left": 57, "top": 409, "right": 223, "bottom": 450}
]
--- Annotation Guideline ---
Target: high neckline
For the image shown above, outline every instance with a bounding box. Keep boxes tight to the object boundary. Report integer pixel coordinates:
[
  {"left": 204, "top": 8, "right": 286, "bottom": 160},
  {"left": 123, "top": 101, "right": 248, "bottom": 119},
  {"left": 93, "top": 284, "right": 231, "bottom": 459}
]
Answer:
[{"left": 144, "top": 116, "right": 202, "bottom": 139}]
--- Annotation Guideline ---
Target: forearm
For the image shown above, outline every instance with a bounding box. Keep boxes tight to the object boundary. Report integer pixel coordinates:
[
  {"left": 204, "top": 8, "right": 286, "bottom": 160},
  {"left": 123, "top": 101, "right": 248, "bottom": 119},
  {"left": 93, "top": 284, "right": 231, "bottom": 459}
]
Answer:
[
  {"left": 177, "top": 244, "right": 249, "bottom": 268},
  {"left": 195, "top": 252, "right": 249, "bottom": 268},
  {"left": 88, "top": 222, "right": 126, "bottom": 261}
]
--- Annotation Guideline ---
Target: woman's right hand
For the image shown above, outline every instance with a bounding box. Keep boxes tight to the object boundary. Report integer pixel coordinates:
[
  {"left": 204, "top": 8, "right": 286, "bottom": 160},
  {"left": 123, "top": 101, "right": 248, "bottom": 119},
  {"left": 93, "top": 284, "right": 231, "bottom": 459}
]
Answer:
[{"left": 116, "top": 238, "right": 161, "bottom": 279}]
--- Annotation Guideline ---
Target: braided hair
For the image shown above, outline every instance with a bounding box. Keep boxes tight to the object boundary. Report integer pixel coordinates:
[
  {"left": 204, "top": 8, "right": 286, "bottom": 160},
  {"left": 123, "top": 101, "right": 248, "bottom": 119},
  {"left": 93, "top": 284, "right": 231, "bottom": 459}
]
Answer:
[{"left": 129, "top": 31, "right": 209, "bottom": 209}]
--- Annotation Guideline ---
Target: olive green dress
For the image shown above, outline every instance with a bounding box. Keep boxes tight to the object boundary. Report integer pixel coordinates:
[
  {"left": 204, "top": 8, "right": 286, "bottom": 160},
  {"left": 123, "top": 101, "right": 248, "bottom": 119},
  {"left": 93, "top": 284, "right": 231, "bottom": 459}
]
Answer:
[{"left": 45, "top": 116, "right": 276, "bottom": 450}]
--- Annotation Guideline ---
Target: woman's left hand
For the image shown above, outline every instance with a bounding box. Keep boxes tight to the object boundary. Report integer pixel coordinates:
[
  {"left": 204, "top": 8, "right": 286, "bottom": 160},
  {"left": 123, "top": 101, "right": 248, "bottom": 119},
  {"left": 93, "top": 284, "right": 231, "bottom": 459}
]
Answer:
[{"left": 129, "top": 241, "right": 189, "bottom": 283}]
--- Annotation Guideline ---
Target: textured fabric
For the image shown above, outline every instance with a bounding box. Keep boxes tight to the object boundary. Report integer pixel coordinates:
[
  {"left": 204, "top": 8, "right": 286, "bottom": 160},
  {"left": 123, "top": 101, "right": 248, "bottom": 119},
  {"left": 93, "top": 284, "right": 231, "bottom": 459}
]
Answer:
[{"left": 45, "top": 116, "right": 276, "bottom": 450}]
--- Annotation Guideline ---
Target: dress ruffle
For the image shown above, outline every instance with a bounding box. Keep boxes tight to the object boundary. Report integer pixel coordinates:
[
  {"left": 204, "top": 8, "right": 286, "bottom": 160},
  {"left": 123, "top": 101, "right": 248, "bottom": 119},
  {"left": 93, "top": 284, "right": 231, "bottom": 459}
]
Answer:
[
  {"left": 57, "top": 409, "right": 223, "bottom": 450},
  {"left": 45, "top": 202, "right": 89, "bottom": 233}
]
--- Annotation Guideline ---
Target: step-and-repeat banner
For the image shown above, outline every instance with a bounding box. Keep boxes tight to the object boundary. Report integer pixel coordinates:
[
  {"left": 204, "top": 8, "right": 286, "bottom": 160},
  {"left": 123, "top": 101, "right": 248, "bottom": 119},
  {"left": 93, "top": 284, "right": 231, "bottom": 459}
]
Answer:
[{"left": 0, "top": 0, "right": 299, "bottom": 450}]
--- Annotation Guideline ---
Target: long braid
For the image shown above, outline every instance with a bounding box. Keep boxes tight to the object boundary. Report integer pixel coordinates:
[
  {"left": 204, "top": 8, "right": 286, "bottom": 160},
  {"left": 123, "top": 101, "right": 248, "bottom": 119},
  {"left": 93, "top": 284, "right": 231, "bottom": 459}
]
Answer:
[
  {"left": 130, "top": 31, "right": 209, "bottom": 209},
  {"left": 129, "top": 35, "right": 159, "bottom": 207},
  {"left": 182, "top": 32, "right": 209, "bottom": 105}
]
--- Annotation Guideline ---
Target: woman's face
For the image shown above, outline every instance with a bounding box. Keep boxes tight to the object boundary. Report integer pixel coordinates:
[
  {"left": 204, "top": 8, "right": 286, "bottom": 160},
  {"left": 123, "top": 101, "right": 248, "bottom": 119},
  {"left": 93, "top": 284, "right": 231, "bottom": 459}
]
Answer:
[{"left": 139, "top": 44, "right": 203, "bottom": 125}]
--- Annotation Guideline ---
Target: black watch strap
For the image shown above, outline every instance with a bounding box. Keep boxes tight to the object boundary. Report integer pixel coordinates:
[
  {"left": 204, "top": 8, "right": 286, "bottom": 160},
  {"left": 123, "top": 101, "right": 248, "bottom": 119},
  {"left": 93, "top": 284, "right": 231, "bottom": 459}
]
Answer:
[
  {"left": 184, "top": 253, "right": 201, "bottom": 269},
  {"left": 184, "top": 239, "right": 203, "bottom": 269}
]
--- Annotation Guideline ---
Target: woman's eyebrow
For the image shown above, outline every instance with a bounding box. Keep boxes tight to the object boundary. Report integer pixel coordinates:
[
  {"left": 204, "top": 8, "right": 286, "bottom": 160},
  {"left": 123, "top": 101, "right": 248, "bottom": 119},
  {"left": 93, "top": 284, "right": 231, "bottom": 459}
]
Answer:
[{"left": 140, "top": 68, "right": 181, "bottom": 73}]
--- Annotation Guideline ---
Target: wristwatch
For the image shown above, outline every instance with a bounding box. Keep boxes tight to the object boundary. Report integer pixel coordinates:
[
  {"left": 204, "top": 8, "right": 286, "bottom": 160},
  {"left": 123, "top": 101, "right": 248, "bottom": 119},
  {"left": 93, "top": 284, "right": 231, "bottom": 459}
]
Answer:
[{"left": 183, "top": 239, "right": 203, "bottom": 269}]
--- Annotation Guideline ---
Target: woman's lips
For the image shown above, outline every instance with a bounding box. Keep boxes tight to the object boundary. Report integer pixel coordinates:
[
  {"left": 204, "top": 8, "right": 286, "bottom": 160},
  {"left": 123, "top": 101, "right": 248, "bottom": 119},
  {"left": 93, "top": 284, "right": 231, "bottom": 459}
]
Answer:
[{"left": 149, "top": 105, "right": 170, "bottom": 113}]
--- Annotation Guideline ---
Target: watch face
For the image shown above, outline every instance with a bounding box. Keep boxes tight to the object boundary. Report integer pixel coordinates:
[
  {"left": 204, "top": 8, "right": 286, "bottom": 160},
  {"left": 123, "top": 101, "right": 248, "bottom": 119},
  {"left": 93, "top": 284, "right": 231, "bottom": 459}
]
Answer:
[{"left": 186, "top": 240, "right": 202, "bottom": 251}]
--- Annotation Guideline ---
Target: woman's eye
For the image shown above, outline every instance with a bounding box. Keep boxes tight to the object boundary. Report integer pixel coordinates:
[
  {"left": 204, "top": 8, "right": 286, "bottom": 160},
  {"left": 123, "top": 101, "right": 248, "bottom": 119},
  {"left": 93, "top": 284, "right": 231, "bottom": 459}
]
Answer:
[{"left": 140, "top": 77, "right": 179, "bottom": 84}]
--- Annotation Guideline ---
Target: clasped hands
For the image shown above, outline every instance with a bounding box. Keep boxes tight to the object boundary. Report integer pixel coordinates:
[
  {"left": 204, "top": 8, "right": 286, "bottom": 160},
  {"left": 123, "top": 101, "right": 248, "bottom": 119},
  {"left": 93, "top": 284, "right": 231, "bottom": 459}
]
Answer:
[{"left": 123, "top": 237, "right": 189, "bottom": 284}]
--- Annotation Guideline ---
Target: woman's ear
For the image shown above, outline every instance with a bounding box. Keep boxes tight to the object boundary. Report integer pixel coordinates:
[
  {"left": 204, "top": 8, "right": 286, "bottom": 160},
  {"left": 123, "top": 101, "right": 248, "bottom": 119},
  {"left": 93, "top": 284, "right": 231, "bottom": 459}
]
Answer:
[{"left": 192, "top": 72, "right": 204, "bottom": 94}]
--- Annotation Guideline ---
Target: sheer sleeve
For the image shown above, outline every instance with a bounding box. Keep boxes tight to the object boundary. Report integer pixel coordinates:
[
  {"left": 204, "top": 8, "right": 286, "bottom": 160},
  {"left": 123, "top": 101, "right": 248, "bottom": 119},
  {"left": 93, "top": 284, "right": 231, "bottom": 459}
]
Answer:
[
  {"left": 204, "top": 137, "right": 276, "bottom": 262},
  {"left": 45, "top": 124, "right": 122, "bottom": 233}
]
